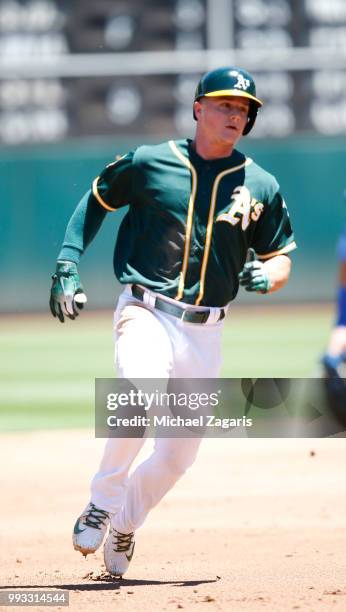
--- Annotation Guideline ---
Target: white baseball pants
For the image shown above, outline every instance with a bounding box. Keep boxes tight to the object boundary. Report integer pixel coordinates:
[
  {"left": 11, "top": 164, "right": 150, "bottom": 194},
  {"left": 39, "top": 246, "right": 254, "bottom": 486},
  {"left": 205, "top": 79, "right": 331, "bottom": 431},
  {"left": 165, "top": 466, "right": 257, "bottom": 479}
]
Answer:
[{"left": 90, "top": 285, "right": 226, "bottom": 533}]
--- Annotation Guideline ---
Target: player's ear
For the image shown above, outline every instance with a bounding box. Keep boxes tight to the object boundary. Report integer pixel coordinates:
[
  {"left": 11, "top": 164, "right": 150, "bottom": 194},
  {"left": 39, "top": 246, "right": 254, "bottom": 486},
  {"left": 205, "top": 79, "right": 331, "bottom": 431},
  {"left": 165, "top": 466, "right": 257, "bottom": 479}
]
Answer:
[{"left": 193, "top": 100, "right": 202, "bottom": 121}]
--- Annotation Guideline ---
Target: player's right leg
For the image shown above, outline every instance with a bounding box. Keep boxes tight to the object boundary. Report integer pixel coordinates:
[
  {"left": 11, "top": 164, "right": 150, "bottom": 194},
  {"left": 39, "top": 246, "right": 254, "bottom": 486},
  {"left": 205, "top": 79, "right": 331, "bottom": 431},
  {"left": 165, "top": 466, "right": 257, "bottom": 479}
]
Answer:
[
  {"left": 75, "top": 287, "right": 173, "bottom": 562},
  {"left": 73, "top": 433, "right": 147, "bottom": 557}
]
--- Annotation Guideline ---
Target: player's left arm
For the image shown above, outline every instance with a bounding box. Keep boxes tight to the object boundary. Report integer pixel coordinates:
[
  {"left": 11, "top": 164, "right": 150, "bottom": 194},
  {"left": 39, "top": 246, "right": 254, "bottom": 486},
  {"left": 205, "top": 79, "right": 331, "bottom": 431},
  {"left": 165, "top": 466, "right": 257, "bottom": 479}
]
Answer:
[
  {"left": 262, "top": 253, "right": 291, "bottom": 293},
  {"left": 238, "top": 248, "right": 291, "bottom": 294}
]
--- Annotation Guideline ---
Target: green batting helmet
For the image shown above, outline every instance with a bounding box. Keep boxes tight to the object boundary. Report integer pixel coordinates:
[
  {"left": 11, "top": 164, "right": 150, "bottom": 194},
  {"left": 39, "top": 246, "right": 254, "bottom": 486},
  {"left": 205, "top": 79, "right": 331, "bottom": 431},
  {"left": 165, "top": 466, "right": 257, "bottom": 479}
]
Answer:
[{"left": 193, "top": 66, "right": 263, "bottom": 135}]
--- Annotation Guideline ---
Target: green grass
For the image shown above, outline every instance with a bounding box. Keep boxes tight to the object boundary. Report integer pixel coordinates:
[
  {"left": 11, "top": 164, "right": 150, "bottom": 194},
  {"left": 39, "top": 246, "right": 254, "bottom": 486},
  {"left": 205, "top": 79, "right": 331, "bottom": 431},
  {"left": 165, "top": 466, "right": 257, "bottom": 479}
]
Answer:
[{"left": 0, "top": 304, "right": 333, "bottom": 431}]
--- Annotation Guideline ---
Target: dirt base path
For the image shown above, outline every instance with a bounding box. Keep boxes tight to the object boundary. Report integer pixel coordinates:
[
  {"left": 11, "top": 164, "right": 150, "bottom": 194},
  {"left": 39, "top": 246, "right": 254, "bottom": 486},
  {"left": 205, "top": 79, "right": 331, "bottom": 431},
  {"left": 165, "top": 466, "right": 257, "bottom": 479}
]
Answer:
[{"left": 1, "top": 432, "right": 346, "bottom": 611}]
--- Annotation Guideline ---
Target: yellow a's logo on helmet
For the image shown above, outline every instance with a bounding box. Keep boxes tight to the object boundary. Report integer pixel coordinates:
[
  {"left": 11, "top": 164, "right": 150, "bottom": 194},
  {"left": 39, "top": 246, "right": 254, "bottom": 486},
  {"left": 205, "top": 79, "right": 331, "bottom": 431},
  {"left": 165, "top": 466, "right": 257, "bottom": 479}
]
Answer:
[{"left": 230, "top": 70, "right": 250, "bottom": 91}]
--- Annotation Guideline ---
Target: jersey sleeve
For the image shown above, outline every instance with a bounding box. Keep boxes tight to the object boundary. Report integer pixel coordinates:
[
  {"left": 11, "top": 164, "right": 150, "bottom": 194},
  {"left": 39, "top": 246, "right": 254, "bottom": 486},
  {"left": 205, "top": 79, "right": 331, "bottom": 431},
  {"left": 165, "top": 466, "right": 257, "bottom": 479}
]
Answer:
[
  {"left": 58, "top": 189, "right": 107, "bottom": 264},
  {"left": 92, "top": 150, "right": 135, "bottom": 212},
  {"left": 251, "top": 190, "right": 297, "bottom": 260}
]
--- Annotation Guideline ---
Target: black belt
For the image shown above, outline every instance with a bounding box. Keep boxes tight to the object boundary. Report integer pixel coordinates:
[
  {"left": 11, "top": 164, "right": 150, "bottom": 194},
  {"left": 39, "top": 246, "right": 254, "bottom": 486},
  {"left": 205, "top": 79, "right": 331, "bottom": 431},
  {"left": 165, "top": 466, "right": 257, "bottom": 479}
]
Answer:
[{"left": 131, "top": 285, "right": 225, "bottom": 324}]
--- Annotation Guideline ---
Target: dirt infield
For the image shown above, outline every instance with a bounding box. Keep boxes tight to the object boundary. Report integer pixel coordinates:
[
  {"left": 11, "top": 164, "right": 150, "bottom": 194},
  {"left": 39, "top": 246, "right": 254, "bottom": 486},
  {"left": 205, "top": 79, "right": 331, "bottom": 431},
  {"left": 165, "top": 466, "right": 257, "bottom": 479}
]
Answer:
[{"left": 1, "top": 431, "right": 346, "bottom": 611}]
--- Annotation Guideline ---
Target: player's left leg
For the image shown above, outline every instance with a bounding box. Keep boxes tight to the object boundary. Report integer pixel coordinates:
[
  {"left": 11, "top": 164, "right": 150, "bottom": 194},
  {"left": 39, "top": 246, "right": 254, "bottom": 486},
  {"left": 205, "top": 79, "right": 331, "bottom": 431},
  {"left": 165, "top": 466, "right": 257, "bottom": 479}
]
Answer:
[
  {"left": 110, "top": 435, "right": 201, "bottom": 534},
  {"left": 171, "top": 315, "right": 224, "bottom": 378},
  {"left": 104, "top": 435, "right": 201, "bottom": 576}
]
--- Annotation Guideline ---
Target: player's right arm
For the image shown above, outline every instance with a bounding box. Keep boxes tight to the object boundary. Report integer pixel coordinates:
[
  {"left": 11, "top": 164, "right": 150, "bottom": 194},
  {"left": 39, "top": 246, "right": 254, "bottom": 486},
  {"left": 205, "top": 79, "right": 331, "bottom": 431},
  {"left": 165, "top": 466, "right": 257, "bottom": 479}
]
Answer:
[{"left": 50, "top": 152, "right": 135, "bottom": 322}]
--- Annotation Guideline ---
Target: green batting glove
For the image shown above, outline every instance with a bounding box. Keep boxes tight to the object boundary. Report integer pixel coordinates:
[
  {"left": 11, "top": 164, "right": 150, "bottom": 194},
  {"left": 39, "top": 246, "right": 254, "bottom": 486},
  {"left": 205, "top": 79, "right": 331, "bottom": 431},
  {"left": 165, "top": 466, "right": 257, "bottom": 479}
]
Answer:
[
  {"left": 49, "top": 261, "right": 87, "bottom": 323},
  {"left": 238, "top": 248, "right": 272, "bottom": 293}
]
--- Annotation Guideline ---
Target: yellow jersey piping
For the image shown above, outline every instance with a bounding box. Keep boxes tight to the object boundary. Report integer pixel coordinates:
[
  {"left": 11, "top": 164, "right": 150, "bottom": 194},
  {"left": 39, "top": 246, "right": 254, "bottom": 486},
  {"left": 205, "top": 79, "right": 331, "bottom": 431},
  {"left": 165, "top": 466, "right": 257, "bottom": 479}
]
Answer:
[
  {"left": 168, "top": 140, "right": 198, "bottom": 301},
  {"left": 257, "top": 241, "right": 297, "bottom": 260},
  {"left": 92, "top": 177, "right": 117, "bottom": 212},
  {"left": 195, "top": 157, "right": 252, "bottom": 306}
]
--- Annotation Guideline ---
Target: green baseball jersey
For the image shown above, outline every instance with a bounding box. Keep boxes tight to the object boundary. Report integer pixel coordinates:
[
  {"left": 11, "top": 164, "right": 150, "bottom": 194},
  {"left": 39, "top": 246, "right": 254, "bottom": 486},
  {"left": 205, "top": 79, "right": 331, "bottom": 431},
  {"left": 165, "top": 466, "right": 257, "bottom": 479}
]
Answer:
[{"left": 76, "top": 139, "right": 296, "bottom": 307}]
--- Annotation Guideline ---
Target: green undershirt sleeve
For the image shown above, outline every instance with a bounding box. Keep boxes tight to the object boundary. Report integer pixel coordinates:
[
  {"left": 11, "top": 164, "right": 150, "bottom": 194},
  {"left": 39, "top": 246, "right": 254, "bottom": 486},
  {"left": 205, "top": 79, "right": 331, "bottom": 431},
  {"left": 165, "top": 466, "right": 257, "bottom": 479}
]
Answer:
[{"left": 57, "top": 190, "right": 107, "bottom": 264}]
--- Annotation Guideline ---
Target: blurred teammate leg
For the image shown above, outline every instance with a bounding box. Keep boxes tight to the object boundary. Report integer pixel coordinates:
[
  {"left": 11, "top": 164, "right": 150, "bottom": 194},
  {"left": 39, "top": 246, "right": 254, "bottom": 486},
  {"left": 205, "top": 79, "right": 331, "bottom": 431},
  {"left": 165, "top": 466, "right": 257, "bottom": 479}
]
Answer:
[{"left": 323, "top": 252, "right": 346, "bottom": 376}]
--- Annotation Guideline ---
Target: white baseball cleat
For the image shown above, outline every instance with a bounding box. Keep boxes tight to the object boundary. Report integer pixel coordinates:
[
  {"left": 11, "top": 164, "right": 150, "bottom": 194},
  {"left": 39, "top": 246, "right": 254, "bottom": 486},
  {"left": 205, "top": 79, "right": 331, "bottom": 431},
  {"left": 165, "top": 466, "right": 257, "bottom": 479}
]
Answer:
[
  {"left": 73, "top": 502, "right": 111, "bottom": 556},
  {"left": 104, "top": 527, "right": 135, "bottom": 577}
]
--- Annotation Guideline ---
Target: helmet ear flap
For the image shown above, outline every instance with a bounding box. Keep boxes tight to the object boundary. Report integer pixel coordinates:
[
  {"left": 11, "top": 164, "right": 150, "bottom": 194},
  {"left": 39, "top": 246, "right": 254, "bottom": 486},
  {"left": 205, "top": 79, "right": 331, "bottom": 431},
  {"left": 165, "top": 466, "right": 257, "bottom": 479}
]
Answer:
[{"left": 242, "top": 101, "right": 259, "bottom": 135}]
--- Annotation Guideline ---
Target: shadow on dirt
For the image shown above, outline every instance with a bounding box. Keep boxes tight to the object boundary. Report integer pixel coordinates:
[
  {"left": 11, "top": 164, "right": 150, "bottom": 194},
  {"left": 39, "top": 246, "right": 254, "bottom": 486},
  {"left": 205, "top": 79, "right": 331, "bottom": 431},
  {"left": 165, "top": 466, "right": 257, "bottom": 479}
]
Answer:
[{"left": 0, "top": 577, "right": 219, "bottom": 591}]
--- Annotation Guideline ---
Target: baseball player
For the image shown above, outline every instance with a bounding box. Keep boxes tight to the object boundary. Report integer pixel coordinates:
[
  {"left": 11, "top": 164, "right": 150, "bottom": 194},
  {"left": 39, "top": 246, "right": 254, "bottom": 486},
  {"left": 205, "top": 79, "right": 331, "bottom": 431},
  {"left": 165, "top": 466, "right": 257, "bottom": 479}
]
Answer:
[
  {"left": 50, "top": 67, "right": 296, "bottom": 577},
  {"left": 322, "top": 213, "right": 346, "bottom": 377}
]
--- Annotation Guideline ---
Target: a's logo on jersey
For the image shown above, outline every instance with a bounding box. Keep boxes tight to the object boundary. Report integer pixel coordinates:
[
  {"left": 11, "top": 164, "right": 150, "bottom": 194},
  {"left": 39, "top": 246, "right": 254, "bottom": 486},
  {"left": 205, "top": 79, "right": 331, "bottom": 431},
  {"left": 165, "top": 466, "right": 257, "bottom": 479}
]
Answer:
[
  {"left": 216, "top": 186, "right": 264, "bottom": 230},
  {"left": 230, "top": 70, "right": 250, "bottom": 91}
]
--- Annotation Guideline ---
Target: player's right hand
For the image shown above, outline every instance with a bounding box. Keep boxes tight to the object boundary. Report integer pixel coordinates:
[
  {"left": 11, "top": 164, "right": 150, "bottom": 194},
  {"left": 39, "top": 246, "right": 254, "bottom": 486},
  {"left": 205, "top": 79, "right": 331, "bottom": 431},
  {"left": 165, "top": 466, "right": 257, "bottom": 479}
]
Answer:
[{"left": 49, "top": 261, "right": 87, "bottom": 323}]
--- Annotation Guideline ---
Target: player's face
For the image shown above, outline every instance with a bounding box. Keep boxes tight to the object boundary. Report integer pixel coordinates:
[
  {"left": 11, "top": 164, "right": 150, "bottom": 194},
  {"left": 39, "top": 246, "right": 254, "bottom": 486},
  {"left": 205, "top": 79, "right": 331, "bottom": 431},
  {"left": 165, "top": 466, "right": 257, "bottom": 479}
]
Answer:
[{"left": 194, "top": 96, "right": 250, "bottom": 147}]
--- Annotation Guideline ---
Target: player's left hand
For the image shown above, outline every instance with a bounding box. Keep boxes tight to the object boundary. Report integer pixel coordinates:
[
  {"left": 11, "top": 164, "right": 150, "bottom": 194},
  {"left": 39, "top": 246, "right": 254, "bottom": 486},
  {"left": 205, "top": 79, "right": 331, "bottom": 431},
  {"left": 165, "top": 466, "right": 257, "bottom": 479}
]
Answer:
[
  {"left": 49, "top": 261, "right": 87, "bottom": 323},
  {"left": 238, "top": 248, "right": 272, "bottom": 293}
]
